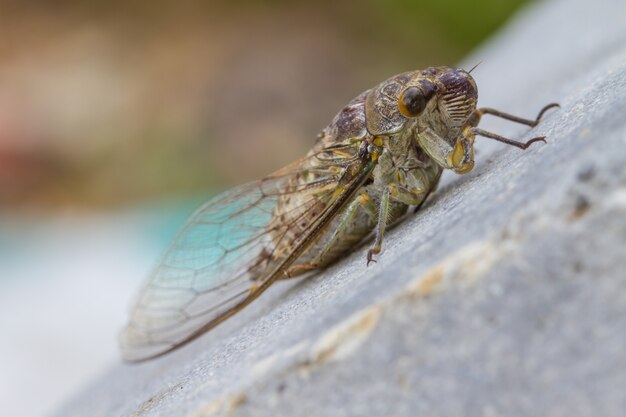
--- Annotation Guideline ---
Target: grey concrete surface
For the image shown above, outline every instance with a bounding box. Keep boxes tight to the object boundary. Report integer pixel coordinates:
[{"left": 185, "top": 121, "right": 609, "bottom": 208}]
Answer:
[{"left": 52, "top": 0, "right": 626, "bottom": 415}]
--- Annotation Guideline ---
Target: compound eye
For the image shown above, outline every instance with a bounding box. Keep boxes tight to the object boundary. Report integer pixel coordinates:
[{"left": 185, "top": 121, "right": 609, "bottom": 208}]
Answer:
[{"left": 398, "top": 82, "right": 436, "bottom": 117}]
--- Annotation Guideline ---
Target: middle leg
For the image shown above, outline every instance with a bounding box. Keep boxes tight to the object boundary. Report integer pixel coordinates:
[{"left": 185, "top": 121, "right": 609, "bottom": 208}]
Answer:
[{"left": 367, "top": 184, "right": 425, "bottom": 265}]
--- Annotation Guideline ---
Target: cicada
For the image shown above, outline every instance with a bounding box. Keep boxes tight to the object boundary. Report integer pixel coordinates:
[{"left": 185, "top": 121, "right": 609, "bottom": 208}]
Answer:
[{"left": 121, "top": 66, "right": 557, "bottom": 361}]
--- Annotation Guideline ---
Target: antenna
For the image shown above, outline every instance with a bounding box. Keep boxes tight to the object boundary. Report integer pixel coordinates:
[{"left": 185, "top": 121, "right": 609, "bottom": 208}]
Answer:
[{"left": 467, "top": 61, "right": 483, "bottom": 74}]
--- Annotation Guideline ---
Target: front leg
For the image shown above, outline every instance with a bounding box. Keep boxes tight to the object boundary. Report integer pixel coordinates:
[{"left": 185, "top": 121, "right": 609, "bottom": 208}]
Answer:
[
  {"left": 367, "top": 184, "right": 425, "bottom": 265},
  {"left": 468, "top": 103, "right": 559, "bottom": 149},
  {"left": 471, "top": 103, "right": 559, "bottom": 128},
  {"left": 417, "top": 128, "right": 475, "bottom": 174}
]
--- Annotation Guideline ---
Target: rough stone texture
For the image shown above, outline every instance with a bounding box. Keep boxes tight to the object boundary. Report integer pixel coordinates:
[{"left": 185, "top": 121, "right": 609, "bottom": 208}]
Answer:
[{"left": 53, "top": 0, "right": 626, "bottom": 416}]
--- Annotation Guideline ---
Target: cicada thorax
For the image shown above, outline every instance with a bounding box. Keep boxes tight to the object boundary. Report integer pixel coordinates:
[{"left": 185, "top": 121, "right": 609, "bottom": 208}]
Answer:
[
  {"left": 324, "top": 90, "right": 369, "bottom": 144},
  {"left": 363, "top": 70, "right": 446, "bottom": 186},
  {"left": 365, "top": 71, "right": 415, "bottom": 136}
]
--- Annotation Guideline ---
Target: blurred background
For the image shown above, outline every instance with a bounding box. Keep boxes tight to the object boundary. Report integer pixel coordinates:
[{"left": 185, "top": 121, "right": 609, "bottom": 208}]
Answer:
[{"left": 0, "top": 1, "right": 533, "bottom": 416}]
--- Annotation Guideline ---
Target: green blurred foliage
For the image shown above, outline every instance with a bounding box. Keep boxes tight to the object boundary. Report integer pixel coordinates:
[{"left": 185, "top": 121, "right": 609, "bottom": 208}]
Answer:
[{"left": 373, "top": 0, "right": 531, "bottom": 47}]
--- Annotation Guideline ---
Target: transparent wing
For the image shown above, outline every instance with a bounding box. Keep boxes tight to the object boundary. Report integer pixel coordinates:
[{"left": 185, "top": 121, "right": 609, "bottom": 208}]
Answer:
[{"left": 120, "top": 148, "right": 367, "bottom": 361}]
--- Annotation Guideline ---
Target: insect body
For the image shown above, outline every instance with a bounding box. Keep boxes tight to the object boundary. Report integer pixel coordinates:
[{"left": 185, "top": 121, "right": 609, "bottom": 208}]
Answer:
[{"left": 121, "top": 66, "right": 557, "bottom": 361}]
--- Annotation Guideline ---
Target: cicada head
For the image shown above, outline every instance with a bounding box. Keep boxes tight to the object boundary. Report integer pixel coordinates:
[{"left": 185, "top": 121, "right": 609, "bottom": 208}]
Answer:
[
  {"left": 366, "top": 67, "right": 478, "bottom": 173},
  {"left": 420, "top": 67, "right": 479, "bottom": 173},
  {"left": 401, "top": 67, "right": 478, "bottom": 141},
  {"left": 366, "top": 67, "right": 478, "bottom": 137}
]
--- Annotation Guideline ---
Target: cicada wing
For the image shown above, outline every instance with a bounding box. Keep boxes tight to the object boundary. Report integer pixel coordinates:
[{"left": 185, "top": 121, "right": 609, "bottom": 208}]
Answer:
[{"left": 120, "top": 157, "right": 346, "bottom": 361}]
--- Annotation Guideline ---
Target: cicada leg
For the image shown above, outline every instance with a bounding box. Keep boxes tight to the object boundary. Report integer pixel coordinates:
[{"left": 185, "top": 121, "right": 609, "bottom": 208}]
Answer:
[
  {"left": 471, "top": 128, "right": 546, "bottom": 150},
  {"left": 418, "top": 128, "right": 474, "bottom": 173},
  {"left": 281, "top": 192, "right": 378, "bottom": 279},
  {"left": 367, "top": 184, "right": 426, "bottom": 265},
  {"left": 472, "top": 103, "right": 560, "bottom": 128},
  {"left": 469, "top": 103, "right": 559, "bottom": 149}
]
